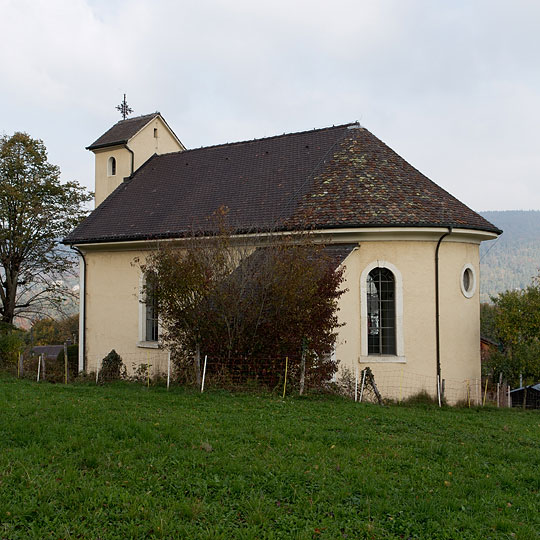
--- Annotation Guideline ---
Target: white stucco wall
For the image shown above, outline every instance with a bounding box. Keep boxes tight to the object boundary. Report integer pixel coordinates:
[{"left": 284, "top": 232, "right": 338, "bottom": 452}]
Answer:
[
  {"left": 335, "top": 237, "right": 482, "bottom": 403},
  {"left": 78, "top": 230, "right": 488, "bottom": 403}
]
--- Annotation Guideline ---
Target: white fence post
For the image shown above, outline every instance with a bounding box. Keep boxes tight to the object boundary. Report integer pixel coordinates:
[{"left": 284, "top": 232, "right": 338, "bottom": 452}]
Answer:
[
  {"left": 37, "top": 354, "right": 42, "bottom": 382},
  {"left": 201, "top": 355, "right": 208, "bottom": 393}
]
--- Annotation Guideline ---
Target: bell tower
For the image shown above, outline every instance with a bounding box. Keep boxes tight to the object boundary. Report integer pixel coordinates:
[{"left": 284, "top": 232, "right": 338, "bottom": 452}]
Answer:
[{"left": 87, "top": 112, "right": 184, "bottom": 207}]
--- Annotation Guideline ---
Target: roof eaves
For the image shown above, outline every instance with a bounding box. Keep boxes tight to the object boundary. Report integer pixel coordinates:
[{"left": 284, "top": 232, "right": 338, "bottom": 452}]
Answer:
[
  {"left": 85, "top": 140, "right": 128, "bottom": 151},
  {"left": 62, "top": 221, "right": 501, "bottom": 246}
]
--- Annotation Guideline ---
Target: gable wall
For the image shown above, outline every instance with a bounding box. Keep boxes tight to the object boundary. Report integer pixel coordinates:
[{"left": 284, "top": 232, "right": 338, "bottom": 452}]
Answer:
[{"left": 129, "top": 117, "right": 183, "bottom": 170}]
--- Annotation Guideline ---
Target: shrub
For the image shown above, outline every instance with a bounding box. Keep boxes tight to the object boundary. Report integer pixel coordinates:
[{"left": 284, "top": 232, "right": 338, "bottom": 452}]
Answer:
[
  {"left": 100, "top": 350, "right": 125, "bottom": 381},
  {"left": 402, "top": 390, "right": 445, "bottom": 407},
  {"left": 141, "top": 221, "right": 346, "bottom": 389}
]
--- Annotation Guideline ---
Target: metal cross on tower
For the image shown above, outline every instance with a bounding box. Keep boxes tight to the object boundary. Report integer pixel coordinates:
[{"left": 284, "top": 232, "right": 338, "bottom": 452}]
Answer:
[{"left": 116, "top": 94, "right": 133, "bottom": 120}]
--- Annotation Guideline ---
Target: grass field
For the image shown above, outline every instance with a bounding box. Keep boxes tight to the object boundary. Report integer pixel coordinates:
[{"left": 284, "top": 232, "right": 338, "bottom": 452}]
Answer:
[{"left": 0, "top": 375, "right": 538, "bottom": 539}]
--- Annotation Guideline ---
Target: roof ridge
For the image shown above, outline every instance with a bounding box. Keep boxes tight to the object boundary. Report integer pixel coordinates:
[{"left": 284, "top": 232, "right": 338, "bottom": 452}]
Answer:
[
  {"left": 87, "top": 112, "right": 162, "bottom": 150},
  {"left": 115, "top": 112, "right": 160, "bottom": 125},
  {"left": 181, "top": 122, "right": 359, "bottom": 153}
]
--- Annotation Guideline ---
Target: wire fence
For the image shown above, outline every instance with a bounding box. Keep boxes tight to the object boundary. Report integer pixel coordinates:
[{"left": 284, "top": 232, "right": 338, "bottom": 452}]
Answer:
[
  {"left": 0, "top": 349, "right": 520, "bottom": 408},
  {"left": 337, "top": 364, "right": 513, "bottom": 407}
]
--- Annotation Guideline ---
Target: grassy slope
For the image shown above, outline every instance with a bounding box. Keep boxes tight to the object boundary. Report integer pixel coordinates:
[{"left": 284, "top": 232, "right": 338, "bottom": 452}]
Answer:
[{"left": 0, "top": 377, "right": 538, "bottom": 539}]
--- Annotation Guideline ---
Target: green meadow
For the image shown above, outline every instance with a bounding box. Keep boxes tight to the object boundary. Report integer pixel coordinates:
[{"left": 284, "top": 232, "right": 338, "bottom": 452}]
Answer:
[{"left": 0, "top": 375, "right": 538, "bottom": 539}]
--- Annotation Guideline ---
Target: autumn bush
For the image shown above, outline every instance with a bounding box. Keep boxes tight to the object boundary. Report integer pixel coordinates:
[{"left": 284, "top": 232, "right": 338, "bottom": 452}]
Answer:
[{"left": 141, "top": 223, "right": 346, "bottom": 389}]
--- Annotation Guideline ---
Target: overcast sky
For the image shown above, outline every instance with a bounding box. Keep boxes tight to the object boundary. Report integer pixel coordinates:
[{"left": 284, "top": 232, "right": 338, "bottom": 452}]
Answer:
[{"left": 1, "top": 0, "right": 539, "bottom": 211}]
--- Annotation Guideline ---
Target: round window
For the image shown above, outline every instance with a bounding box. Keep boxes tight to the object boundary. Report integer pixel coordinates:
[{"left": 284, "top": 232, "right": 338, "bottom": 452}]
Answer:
[{"left": 460, "top": 264, "right": 476, "bottom": 298}]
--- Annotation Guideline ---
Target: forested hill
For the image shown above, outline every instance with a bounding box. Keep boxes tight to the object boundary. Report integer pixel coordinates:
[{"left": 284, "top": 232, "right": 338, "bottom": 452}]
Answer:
[{"left": 479, "top": 210, "right": 540, "bottom": 302}]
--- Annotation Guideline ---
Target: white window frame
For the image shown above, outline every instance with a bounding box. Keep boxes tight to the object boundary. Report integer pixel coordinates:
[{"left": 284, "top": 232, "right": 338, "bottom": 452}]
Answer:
[
  {"left": 137, "top": 272, "right": 160, "bottom": 349},
  {"left": 460, "top": 263, "right": 477, "bottom": 299},
  {"left": 360, "top": 260, "right": 405, "bottom": 363}
]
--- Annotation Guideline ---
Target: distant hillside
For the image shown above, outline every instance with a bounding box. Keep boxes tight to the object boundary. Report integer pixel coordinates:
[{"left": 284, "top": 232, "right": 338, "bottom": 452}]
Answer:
[{"left": 479, "top": 210, "right": 540, "bottom": 302}]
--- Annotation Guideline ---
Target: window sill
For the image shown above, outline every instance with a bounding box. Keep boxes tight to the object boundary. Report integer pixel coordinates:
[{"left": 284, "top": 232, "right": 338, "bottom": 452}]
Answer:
[
  {"left": 359, "top": 355, "right": 406, "bottom": 364},
  {"left": 137, "top": 341, "right": 160, "bottom": 349}
]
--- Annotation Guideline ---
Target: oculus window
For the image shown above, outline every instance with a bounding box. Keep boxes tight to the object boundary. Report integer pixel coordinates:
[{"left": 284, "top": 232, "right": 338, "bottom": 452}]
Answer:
[{"left": 460, "top": 263, "right": 476, "bottom": 298}]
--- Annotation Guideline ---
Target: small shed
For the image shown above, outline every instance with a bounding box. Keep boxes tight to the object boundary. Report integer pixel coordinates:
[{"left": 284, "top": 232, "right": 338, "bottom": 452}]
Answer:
[
  {"left": 31, "top": 345, "right": 64, "bottom": 360},
  {"left": 480, "top": 335, "right": 499, "bottom": 364},
  {"left": 510, "top": 383, "right": 540, "bottom": 409}
]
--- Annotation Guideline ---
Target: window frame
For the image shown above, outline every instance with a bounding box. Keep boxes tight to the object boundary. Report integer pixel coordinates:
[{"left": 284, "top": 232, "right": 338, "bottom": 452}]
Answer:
[
  {"left": 107, "top": 156, "right": 117, "bottom": 177},
  {"left": 138, "top": 272, "right": 160, "bottom": 349},
  {"left": 460, "top": 263, "right": 476, "bottom": 298},
  {"left": 360, "top": 261, "right": 405, "bottom": 363},
  {"left": 367, "top": 267, "right": 397, "bottom": 355}
]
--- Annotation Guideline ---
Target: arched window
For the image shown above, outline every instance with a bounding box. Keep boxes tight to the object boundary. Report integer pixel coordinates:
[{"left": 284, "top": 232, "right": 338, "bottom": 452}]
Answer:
[
  {"left": 367, "top": 268, "right": 396, "bottom": 355},
  {"left": 144, "top": 274, "right": 159, "bottom": 342},
  {"left": 361, "top": 261, "right": 404, "bottom": 362},
  {"left": 108, "top": 156, "right": 116, "bottom": 176}
]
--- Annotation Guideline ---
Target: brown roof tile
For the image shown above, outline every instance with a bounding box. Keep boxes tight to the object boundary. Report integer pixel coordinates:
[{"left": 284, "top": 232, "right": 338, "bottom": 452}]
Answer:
[
  {"left": 87, "top": 113, "right": 160, "bottom": 150},
  {"left": 66, "top": 123, "right": 501, "bottom": 244}
]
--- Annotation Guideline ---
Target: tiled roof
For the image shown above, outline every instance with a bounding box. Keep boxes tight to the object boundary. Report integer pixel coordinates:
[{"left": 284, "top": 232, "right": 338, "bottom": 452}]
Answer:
[
  {"left": 321, "top": 244, "right": 358, "bottom": 268},
  {"left": 66, "top": 123, "right": 501, "bottom": 244},
  {"left": 87, "top": 113, "right": 160, "bottom": 150}
]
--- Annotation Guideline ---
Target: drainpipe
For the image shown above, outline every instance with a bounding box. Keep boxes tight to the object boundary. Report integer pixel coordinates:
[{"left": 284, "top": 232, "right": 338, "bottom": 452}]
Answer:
[
  {"left": 70, "top": 245, "right": 86, "bottom": 373},
  {"left": 435, "top": 226, "right": 452, "bottom": 398},
  {"left": 124, "top": 143, "right": 134, "bottom": 175}
]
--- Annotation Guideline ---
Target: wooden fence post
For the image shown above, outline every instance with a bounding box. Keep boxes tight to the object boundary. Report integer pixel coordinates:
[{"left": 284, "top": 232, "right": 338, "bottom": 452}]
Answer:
[
  {"left": 195, "top": 344, "right": 201, "bottom": 387},
  {"left": 354, "top": 364, "right": 358, "bottom": 402},
  {"left": 282, "top": 357, "right": 288, "bottom": 399},
  {"left": 167, "top": 350, "right": 171, "bottom": 391},
  {"left": 299, "top": 347, "right": 306, "bottom": 396},
  {"left": 64, "top": 342, "right": 69, "bottom": 384}
]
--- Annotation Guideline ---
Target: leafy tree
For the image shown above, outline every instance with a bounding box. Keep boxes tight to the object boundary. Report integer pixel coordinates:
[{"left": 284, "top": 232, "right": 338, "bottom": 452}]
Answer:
[
  {"left": 0, "top": 321, "right": 25, "bottom": 367},
  {"left": 480, "top": 302, "right": 497, "bottom": 341},
  {"left": 0, "top": 132, "right": 92, "bottom": 324},
  {"left": 141, "top": 225, "right": 346, "bottom": 387},
  {"left": 30, "top": 314, "right": 78, "bottom": 345},
  {"left": 488, "top": 275, "right": 540, "bottom": 386}
]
